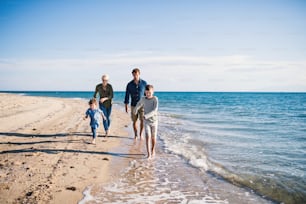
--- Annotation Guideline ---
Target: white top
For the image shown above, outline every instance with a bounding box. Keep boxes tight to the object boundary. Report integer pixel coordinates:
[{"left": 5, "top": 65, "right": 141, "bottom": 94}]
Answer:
[{"left": 134, "top": 96, "right": 158, "bottom": 123}]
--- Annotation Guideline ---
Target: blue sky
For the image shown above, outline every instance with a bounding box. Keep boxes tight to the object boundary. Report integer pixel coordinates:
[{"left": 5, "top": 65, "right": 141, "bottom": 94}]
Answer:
[{"left": 0, "top": 0, "right": 305, "bottom": 91}]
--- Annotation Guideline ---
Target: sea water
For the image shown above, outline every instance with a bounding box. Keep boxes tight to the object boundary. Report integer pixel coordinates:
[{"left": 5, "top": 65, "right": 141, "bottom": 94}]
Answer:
[
  {"left": 154, "top": 92, "right": 306, "bottom": 204},
  {"left": 4, "top": 91, "right": 305, "bottom": 203}
]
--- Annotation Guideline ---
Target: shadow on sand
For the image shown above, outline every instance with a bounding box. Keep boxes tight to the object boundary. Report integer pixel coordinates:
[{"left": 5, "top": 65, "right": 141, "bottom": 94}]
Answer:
[
  {"left": 0, "top": 132, "right": 133, "bottom": 140},
  {"left": 0, "top": 148, "right": 144, "bottom": 159},
  {"left": 0, "top": 132, "right": 143, "bottom": 159}
]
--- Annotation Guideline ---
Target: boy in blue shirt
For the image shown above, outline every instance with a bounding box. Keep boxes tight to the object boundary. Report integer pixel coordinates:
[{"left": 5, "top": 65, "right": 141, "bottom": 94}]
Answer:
[{"left": 84, "top": 98, "right": 106, "bottom": 144}]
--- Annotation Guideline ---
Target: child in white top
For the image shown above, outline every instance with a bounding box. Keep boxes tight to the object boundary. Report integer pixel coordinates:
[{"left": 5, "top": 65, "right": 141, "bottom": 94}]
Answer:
[{"left": 134, "top": 85, "right": 158, "bottom": 159}]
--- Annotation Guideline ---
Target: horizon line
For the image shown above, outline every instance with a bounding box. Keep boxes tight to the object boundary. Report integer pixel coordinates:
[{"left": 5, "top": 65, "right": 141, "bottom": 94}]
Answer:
[{"left": 1, "top": 90, "right": 306, "bottom": 94}]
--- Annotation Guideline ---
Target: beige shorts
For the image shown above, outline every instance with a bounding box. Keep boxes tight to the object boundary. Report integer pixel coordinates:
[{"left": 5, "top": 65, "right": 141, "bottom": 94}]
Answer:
[
  {"left": 144, "top": 121, "right": 158, "bottom": 138},
  {"left": 130, "top": 106, "right": 144, "bottom": 122}
]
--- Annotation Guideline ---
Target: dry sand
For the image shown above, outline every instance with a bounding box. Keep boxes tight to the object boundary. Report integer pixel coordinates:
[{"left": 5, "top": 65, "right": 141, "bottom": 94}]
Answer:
[{"left": 0, "top": 93, "right": 139, "bottom": 204}]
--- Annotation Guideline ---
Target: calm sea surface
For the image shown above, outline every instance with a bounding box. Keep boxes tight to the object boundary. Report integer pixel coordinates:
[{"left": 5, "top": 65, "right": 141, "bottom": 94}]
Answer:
[
  {"left": 154, "top": 92, "right": 306, "bottom": 204},
  {"left": 3, "top": 91, "right": 305, "bottom": 203}
]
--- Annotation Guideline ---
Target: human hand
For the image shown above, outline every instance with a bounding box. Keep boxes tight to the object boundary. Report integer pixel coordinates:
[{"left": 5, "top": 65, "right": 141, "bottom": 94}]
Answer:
[
  {"left": 100, "top": 97, "right": 108, "bottom": 103},
  {"left": 125, "top": 104, "right": 128, "bottom": 113}
]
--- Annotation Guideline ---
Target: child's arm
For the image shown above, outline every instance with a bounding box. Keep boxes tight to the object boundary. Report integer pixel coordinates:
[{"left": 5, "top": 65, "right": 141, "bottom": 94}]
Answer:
[
  {"left": 133, "top": 98, "right": 144, "bottom": 115},
  {"left": 101, "top": 113, "right": 106, "bottom": 121},
  {"left": 144, "top": 97, "right": 158, "bottom": 119},
  {"left": 84, "top": 110, "right": 89, "bottom": 120},
  {"left": 99, "top": 109, "right": 106, "bottom": 120}
]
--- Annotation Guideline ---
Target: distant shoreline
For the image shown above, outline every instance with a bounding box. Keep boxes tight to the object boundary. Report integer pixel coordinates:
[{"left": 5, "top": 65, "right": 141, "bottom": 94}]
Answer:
[{"left": 1, "top": 90, "right": 306, "bottom": 94}]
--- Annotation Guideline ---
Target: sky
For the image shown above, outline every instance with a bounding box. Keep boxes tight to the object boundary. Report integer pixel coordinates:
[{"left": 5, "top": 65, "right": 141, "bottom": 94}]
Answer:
[{"left": 0, "top": 0, "right": 306, "bottom": 92}]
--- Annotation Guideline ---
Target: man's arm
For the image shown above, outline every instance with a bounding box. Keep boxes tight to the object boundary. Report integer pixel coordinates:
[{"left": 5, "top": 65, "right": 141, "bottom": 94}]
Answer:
[{"left": 141, "top": 80, "right": 147, "bottom": 96}]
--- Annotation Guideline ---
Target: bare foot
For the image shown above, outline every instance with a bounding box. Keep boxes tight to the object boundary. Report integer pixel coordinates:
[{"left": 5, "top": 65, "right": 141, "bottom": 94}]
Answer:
[
  {"left": 151, "top": 151, "right": 155, "bottom": 158},
  {"left": 146, "top": 155, "right": 152, "bottom": 160},
  {"left": 92, "top": 139, "right": 96, "bottom": 144},
  {"left": 134, "top": 135, "right": 138, "bottom": 140}
]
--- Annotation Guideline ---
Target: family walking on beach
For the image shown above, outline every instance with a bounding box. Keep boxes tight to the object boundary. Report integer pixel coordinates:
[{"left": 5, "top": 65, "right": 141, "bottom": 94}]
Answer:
[{"left": 84, "top": 68, "right": 159, "bottom": 159}]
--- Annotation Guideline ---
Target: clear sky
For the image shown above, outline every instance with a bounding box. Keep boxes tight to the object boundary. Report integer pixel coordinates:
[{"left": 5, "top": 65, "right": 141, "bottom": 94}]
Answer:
[{"left": 0, "top": 0, "right": 305, "bottom": 91}]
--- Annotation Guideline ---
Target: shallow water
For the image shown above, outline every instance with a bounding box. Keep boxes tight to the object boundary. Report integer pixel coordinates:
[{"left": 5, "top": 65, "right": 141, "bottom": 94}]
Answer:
[
  {"left": 156, "top": 92, "right": 306, "bottom": 204},
  {"left": 79, "top": 137, "right": 273, "bottom": 204}
]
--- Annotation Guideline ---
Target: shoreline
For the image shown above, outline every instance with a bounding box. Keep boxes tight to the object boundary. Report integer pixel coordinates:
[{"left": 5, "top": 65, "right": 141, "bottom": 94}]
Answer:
[{"left": 0, "top": 93, "right": 134, "bottom": 203}]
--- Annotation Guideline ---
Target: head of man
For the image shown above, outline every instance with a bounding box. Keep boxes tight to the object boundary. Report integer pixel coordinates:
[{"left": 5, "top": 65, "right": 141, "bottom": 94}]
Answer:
[{"left": 132, "top": 68, "right": 140, "bottom": 82}]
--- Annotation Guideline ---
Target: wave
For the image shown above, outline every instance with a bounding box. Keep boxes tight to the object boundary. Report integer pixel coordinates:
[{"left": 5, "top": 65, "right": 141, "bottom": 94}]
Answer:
[{"left": 158, "top": 113, "right": 306, "bottom": 204}]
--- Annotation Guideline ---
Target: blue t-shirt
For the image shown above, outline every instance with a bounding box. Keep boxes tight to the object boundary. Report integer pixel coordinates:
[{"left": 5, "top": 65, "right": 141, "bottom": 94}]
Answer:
[
  {"left": 124, "top": 79, "right": 147, "bottom": 106},
  {"left": 85, "top": 108, "right": 103, "bottom": 128}
]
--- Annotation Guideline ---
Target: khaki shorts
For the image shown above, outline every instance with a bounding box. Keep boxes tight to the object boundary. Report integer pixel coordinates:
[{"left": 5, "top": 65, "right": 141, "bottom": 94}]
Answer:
[
  {"left": 130, "top": 106, "right": 144, "bottom": 122},
  {"left": 144, "top": 121, "right": 158, "bottom": 138}
]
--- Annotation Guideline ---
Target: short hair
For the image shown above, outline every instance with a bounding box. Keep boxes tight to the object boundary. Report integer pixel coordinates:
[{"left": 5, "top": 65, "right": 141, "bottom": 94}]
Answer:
[
  {"left": 132, "top": 68, "right": 140, "bottom": 74},
  {"left": 145, "top": 84, "right": 154, "bottom": 91},
  {"left": 102, "top": 74, "right": 109, "bottom": 80},
  {"left": 88, "top": 98, "right": 97, "bottom": 105}
]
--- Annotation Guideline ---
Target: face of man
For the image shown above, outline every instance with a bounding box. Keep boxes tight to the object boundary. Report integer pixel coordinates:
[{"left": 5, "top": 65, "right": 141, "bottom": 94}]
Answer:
[{"left": 132, "top": 71, "right": 140, "bottom": 81}]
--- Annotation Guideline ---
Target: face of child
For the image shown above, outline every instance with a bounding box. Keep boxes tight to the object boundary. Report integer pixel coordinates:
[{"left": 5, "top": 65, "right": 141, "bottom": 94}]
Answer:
[
  {"left": 145, "top": 88, "right": 154, "bottom": 98},
  {"left": 90, "top": 103, "right": 96, "bottom": 110}
]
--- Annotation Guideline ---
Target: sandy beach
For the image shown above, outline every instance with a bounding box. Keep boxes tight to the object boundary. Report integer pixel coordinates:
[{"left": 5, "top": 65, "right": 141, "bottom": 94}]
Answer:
[{"left": 0, "top": 93, "right": 139, "bottom": 204}]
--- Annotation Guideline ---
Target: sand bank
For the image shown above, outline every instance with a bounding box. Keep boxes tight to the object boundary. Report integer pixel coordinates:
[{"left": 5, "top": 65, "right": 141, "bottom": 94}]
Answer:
[{"left": 0, "top": 93, "right": 136, "bottom": 203}]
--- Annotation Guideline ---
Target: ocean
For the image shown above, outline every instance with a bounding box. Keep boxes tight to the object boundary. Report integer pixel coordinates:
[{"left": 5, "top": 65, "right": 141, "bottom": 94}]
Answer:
[{"left": 3, "top": 91, "right": 305, "bottom": 203}]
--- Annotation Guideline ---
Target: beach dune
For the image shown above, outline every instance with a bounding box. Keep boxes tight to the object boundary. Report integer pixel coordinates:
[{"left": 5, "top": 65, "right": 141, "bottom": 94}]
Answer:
[{"left": 0, "top": 93, "right": 131, "bottom": 203}]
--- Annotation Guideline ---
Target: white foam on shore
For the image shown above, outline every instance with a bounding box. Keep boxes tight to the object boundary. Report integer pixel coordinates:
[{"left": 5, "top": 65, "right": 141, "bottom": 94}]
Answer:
[
  {"left": 72, "top": 97, "right": 86, "bottom": 101},
  {"left": 79, "top": 158, "right": 229, "bottom": 204},
  {"left": 78, "top": 186, "right": 94, "bottom": 204}
]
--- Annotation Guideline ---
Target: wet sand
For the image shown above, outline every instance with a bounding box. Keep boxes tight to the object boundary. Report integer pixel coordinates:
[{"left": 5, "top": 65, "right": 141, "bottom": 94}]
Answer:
[{"left": 0, "top": 93, "right": 135, "bottom": 203}]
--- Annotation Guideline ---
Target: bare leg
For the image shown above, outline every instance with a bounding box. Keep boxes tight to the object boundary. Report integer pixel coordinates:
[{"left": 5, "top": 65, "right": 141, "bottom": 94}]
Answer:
[
  {"left": 133, "top": 121, "right": 138, "bottom": 139},
  {"left": 92, "top": 127, "right": 97, "bottom": 144},
  {"left": 139, "top": 119, "right": 144, "bottom": 139},
  {"left": 151, "top": 136, "right": 156, "bottom": 157},
  {"left": 146, "top": 136, "right": 151, "bottom": 159},
  {"left": 151, "top": 125, "right": 157, "bottom": 157}
]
